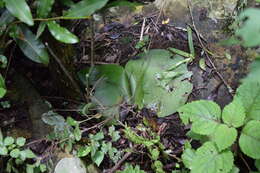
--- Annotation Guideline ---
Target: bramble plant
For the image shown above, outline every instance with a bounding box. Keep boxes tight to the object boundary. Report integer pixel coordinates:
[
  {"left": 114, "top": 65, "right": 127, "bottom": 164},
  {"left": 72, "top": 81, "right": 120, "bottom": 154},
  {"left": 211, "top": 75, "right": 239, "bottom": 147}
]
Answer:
[
  {"left": 0, "top": 129, "right": 46, "bottom": 173},
  {"left": 178, "top": 81, "right": 260, "bottom": 173}
]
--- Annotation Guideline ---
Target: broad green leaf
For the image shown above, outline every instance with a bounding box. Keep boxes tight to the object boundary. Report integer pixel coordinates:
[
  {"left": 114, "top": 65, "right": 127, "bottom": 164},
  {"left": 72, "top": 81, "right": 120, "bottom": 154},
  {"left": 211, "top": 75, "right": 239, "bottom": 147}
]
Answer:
[
  {"left": 235, "top": 81, "right": 260, "bottom": 121},
  {"left": 0, "top": 146, "right": 8, "bottom": 155},
  {"left": 239, "top": 120, "right": 260, "bottom": 159},
  {"left": 16, "top": 137, "right": 26, "bottom": 147},
  {"left": 191, "top": 142, "right": 233, "bottom": 173},
  {"left": 0, "top": 10, "right": 15, "bottom": 27},
  {"left": 222, "top": 98, "right": 245, "bottom": 128},
  {"left": 182, "top": 148, "right": 196, "bottom": 169},
  {"left": 10, "top": 148, "right": 20, "bottom": 158},
  {"left": 16, "top": 26, "right": 49, "bottom": 65},
  {"left": 37, "top": 0, "right": 54, "bottom": 18},
  {"left": 242, "top": 59, "right": 260, "bottom": 83},
  {"left": 92, "top": 151, "right": 104, "bottom": 166},
  {"left": 59, "top": 0, "right": 74, "bottom": 7},
  {"left": 77, "top": 146, "right": 91, "bottom": 157},
  {"left": 0, "top": 74, "right": 6, "bottom": 98},
  {"left": 47, "top": 21, "right": 79, "bottom": 44},
  {"left": 65, "top": 0, "right": 109, "bottom": 17},
  {"left": 125, "top": 49, "right": 193, "bottom": 117},
  {"left": 26, "top": 164, "right": 35, "bottom": 173},
  {"left": 3, "top": 0, "right": 34, "bottom": 26},
  {"left": 40, "top": 164, "right": 47, "bottom": 172},
  {"left": 108, "top": 125, "right": 120, "bottom": 142},
  {"left": 36, "top": 22, "right": 47, "bottom": 39},
  {"left": 178, "top": 100, "right": 221, "bottom": 135},
  {"left": 235, "top": 8, "right": 260, "bottom": 47},
  {"left": 4, "top": 136, "right": 14, "bottom": 146},
  {"left": 210, "top": 124, "right": 237, "bottom": 151},
  {"left": 90, "top": 131, "right": 104, "bottom": 141},
  {"left": 0, "top": 55, "right": 7, "bottom": 68}
]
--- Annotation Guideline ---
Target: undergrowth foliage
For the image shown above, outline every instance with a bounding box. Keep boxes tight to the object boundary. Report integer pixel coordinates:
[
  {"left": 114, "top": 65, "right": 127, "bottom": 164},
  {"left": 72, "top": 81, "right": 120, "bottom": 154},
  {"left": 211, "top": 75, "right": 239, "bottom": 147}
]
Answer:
[{"left": 178, "top": 81, "right": 260, "bottom": 173}]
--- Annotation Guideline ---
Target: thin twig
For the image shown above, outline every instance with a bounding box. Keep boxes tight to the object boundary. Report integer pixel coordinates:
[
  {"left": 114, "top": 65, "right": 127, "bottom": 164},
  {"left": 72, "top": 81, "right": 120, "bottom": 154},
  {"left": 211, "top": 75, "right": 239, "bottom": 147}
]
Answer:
[
  {"left": 140, "top": 18, "right": 146, "bottom": 41},
  {"left": 187, "top": 0, "right": 234, "bottom": 95},
  {"left": 108, "top": 152, "right": 132, "bottom": 173},
  {"left": 81, "top": 117, "right": 113, "bottom": 133},
  {"left": 239, "top": 153, "right": 251, "bottom": 172}
]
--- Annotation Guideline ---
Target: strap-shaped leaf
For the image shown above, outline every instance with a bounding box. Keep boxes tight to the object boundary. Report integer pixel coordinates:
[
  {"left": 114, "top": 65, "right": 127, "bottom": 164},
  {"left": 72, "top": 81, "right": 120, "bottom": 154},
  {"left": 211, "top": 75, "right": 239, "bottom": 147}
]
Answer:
[
  {"left": 36, "top": 22, "right": 47, "bottom": 39},
  {"left": 239, "top": 120, "right": 260, "bottom": 159},
  {"left": 235, "top": 81, "right": 260, "bottom": 121},
  {"left": 65, "top": 0, "right": 109, "bottom": 17},
  {"left": 47, "top": 21, "right": 79, "bottom": 44},
  {"left": 3, "top": 0, "right": 34, "bottom": 26},
  {"left": 222, "top": 98, "right": 245, "bottom": 128},
  {"left": 191, "top": 142, "right": 234, "bottom": 173},
  {"left": 0, "top": 74, "right": 6, "bottom": 98},
  {"left": 211, "top": 124, "right": 237, "bottom": 151},
  {"left": 15, "top": 26, "right": 49, "bottom": 65},
  {"left": 37, "top": 0, "right": 54, "bottom": 18},
  {"left": 178, "top": 100, "right": 221, "bottom": 135}
]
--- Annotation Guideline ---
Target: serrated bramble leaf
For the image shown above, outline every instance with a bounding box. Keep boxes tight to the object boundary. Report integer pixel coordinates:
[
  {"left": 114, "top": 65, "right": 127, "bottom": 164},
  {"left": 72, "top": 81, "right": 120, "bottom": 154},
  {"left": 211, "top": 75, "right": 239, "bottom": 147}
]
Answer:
[
  {"left": 65, "top": 0, "right": 109, "bottom": 17},
  {"left": 182, "top": 148, "right": 196, "bottom": 169},
  {"left": 239, "top": 120, "right": 260, "bottom": 159},
  {"left": 191, "top": 142, "right": 234, "bottom": 173},
  {"left": 3, "top": 0, "right": 34, "bottom": 26},
  {"left": 222, "top": 98, "right": 245, "bottom": 128},
  {"left": 47, "top": 21, "right": 79, "bottom": 44},
  {"left": 235, "top": 8, "right": 260, "bottom": 47},
  {"left": 16, "top": 26, "right": 49, "bottom": 65},
  {"left": 210, "top": 124, "right": 237, "bottom": 151},
  {"left": 74, "top": 125, "right": 82, "bottom": 141},
  {"left": 37, "top": 0, "right": 54, "bottom": 18},
  {"left": 235, "top": 81, "right": 260, "bottom": 121},
  {"left": 178, "top": 100, "right": 221, "bottom": 135}
]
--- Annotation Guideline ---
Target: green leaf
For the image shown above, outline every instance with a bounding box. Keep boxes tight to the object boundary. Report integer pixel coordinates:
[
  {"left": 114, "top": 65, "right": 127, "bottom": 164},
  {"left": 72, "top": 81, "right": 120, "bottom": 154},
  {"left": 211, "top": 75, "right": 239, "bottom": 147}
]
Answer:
[
  {"left": 191, "top": 142, "right": 233, "bottom": 173},
  {"left": 0, "top": 55, "right": 7, "bottom": 68},
  {"left": 37, "top": 0, "right": 54, "bottom": 18},
  {"left": 0, "top": 74, "right": 6, "bottom": 98},
  {"left": 235, "top": 81, "right": 260, "bottom": 121},
  {"left": 92, "top": 151, "right": 104, "bottom": 166},
  {"left": 0, "top": 146, "right": 8, "bottom": 155},
  {"left": 0, "top": 10, "right": 15, "bottom": 27},
  {"left": 255, "top": 159, "right": 260, "bottom": 171},
  {"left": 42, "top": 111, "right": 65, "bottom": 126},
  {"left": 178, "top": 100, "right": 221, "bottom": 135},
  {"left": 108, "top": 125, "right": 120, "bottom": 142},
  {"left": 47, "top": 21, "right": 79, "bottom": 44},
  {"left": 182, "top": 148, "right": 196, "bottom": 169},
  {"left": 65, "top": 0, "right": 109, "bottom": 17},
  {"left": 36, "top": 22, "right": 47, "bottom": 39},
  {"left": 3, "top": 0, "right": 34, "bottom": 26},
  {"left": 16, "top": 137, "right": 26, "bottom": 147},
  {"left": 23, "top": 149, "right": 36, "bottom": 159},
  {"left": 16, "top": 26, "right": 49, "bottom": 65},
  {"left": 74, "top": 125, "right": 82, "bottom": 141},
  {"left": 242, "top": 59, "right": 260, "bottom": 83},
  {"left": 40, "top": 164, "right": 47, "bottom": 172},
  {"left": 0, "top": 128, "right": 3, "bottom": 142},
  {"left": 126, "top": 49, "right": 193, "bottom": 117},
  {"left": 222, "top": 98, "right": 245, "bottom": 128},
  {"left": 235, "top": 8, "right": 260, "bottom": 47},
  {"left": 210, "top": 124, "right": 237, "bottom": 151},
  {"left": 91, "top": 131, "right": 104, "bottom": 141},
  {"left": 77, "top": 146, "right": 91, "bottom": 157},
  {"left": 4, "top": 136, "right": 14, "bottom": 146},
  {"left": 26, "top": 164, "right": 35, "bottom": 173},
  {"left": 10, "top": 148, "right": 20, "bottom": 158},
  {"left": 66, "top": 116, "right": 78, "bottom": 127},
  {"left": 239, "top": 120, "right": 260, "bottom": 159}
]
